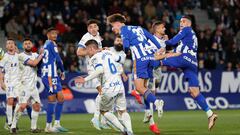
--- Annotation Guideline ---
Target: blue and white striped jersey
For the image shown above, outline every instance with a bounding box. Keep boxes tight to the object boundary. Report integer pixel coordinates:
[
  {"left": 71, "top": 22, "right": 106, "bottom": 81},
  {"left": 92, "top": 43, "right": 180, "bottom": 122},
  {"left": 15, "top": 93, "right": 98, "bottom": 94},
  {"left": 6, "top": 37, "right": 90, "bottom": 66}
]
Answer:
[
  {"left": 165, "top": 27, "right": 198, "bottom": 56},
  {"left": 39, "top": 40, "right": 64, "bottom": 78},
  {"left": 120, "top": 25, "right": 162, "bottom": 60}
]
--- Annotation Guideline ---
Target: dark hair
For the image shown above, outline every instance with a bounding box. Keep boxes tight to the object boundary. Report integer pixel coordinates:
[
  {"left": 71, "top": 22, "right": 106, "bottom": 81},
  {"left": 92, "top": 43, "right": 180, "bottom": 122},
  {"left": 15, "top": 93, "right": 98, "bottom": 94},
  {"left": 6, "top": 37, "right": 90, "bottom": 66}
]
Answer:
[
  {"left": 46, "top": 27, "right": 57, "bottom": 33},
  {"left": 85, "top": 39, "right": 99, "bottom": 48},
  {"left": 107, "top": 13, "right": 126, "bottom": 24},
  {"left": 23, "top": 37, "right": 32, "bottom": 42},
  {"left": 181, "top": 15, "right": 192, "bottom": 22},
  {"left": 87, "top": 19, "right": 100, "bottom": 26},
  {"left": 115, "top": 34, "right": 121, "bottom": 39},
  {"left": 152, "top": 21, "right": 165, "bottom": 28}
]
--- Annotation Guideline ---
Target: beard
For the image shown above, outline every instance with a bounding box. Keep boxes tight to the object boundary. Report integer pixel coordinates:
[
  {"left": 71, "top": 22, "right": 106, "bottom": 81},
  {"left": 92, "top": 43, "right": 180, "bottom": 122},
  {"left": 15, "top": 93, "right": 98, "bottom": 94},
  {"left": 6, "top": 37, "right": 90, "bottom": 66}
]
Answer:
[
  {"left": 114, "top": 44, "right": 123, "bottom": 52},
  {"left": 25, "top": 48, "right": 32, "bottom": 53}
]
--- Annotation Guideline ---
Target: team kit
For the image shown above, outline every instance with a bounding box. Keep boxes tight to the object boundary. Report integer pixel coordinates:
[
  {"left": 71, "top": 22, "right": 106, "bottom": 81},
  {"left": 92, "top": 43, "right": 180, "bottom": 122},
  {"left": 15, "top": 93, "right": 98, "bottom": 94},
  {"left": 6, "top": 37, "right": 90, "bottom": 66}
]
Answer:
[{"left": 0, "top": 13, "right": 217, "bottom": 135}]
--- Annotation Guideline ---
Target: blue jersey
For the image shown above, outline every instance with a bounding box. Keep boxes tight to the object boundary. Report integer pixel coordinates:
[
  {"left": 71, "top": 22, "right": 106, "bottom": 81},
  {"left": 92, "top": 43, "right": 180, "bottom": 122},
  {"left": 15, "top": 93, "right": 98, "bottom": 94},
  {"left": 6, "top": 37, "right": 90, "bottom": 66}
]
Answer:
[
  {"left": 120, "top": 25, "right": 162, "bottom": 60},
  {"left": 39, "top": 40, "right": 64, "bottom": 78},
  {"left": 165, "top": 27, "right": 198, "bottom": 56}
]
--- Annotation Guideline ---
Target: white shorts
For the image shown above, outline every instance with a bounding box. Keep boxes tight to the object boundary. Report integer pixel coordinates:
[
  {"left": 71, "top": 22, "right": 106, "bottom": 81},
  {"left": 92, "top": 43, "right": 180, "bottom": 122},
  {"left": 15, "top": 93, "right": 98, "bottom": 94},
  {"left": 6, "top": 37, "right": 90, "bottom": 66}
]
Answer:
[
  {"left": 100, "top": 92, "right": 126, "bottom": 112},
  {"left": 18, "top": 88, "right": 41, "bottom": 104},
  {"left": 6, "top": 83, "right": 21, "bottom": 99}
]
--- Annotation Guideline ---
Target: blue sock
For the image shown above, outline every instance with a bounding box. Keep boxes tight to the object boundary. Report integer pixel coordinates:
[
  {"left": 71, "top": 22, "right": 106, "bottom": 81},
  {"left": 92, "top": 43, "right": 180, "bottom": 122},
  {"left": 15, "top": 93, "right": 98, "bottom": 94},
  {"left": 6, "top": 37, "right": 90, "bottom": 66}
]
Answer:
[
  {"left": 47, "top": 102, "right": 55, "bottom": 123},
  {"left": 55, "top": 102, "right": 64, "bottom": 121},
  {"left": 144, "top": 99, "right": 150, "bottom": 109},
  {"left": 143, "top": 89, "right": 157, "bottom": 103},
  {"left": 194, "top": 93, "right": 210, "bottom": 112},
  {"left": 26, "top": 106, "right": 32, "bottom": 119}
]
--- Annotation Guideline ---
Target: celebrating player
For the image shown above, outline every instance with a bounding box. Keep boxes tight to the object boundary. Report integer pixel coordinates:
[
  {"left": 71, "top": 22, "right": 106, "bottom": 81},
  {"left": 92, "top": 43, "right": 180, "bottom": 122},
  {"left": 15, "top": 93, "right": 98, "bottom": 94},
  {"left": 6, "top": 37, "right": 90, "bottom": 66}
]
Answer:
[
  {"left": 0, "top": 39, "right": 20, "bottom": 130},
  {"left": 10, "top": 38, "right": 43, "bottom": 133},
  {"left": 154, "top": 16, "right": 218, "bottom": 130},
  {"left": 75, "top": 40, "right": 133, "bottom": 135},
  {"left": 40, "top": 28, "right": 68, "bottom": 133},
  {"left": 76, "top": 19, "right": 109, "bottom": 130},
  {"left": 107, "top": 13, "right": 164, "bottom": 119}
]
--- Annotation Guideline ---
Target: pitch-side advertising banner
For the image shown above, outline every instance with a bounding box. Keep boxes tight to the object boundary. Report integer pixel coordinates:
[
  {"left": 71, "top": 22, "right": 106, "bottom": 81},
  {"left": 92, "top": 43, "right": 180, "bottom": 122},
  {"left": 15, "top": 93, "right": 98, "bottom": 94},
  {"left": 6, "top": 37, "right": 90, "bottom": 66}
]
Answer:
[{"left": 0, "top": 70, "right": 239, "bottom": 115}]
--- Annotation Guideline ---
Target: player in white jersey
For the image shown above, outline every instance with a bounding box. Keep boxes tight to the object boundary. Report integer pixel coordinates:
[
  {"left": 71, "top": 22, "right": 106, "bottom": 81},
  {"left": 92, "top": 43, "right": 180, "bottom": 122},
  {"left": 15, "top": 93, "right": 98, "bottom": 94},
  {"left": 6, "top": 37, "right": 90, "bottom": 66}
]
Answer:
[
  {"left": 10, "top": 38, "right": 43, "bottom": 134},
  {"left": 76, "top": 19, "right": 108, "bottom": 130},
  {"left": 75, "top": 40, "right": 133, "bottom": 135},
  {"left": 0, "top": 39, "right": 20, "bottom": 129}
]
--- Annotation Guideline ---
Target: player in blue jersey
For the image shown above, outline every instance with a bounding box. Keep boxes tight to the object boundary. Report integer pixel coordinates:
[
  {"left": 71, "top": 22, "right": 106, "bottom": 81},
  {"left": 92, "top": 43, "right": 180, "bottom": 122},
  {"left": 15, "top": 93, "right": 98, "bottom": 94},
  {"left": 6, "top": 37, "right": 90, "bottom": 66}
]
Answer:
[
  {"left": 107, "top": 14, "right": 164, "bottom": 121},
  {"left": 40, "top": 28, "right": 68, "bottom": 133},
  {"left": 154, "top": 16, "right": 218, "bottom": 130}
]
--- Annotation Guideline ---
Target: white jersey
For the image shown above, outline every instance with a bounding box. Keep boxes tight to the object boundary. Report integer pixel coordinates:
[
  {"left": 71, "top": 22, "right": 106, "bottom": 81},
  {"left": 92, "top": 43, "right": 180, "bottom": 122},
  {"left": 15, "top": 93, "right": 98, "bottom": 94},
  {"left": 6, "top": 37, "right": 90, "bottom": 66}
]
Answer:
[
  {"left": 78, "top": 32, "right": 102, "bottom": 72},
  {"left": 0, "top": 53, "right": 20, "bottom": 86},
  {"left": 148, "top": 35, "right": 166, "bottom": 50},
  {"left": 18, "top": 52, "right": 39, "bottom": 89},
  {"left": 109, "top": 47, "right": 126, "bottom": 74},
  {"left": 89, "top": 50, "right": 124, "bottom": 95}
]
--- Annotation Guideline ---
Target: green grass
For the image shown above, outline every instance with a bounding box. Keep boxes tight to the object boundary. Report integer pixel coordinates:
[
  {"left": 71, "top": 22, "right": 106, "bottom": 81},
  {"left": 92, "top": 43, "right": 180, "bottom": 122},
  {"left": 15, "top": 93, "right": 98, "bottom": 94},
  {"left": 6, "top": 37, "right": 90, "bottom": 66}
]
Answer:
[{"left": 0, "top": 110, "right": 240, "bottom": 135}]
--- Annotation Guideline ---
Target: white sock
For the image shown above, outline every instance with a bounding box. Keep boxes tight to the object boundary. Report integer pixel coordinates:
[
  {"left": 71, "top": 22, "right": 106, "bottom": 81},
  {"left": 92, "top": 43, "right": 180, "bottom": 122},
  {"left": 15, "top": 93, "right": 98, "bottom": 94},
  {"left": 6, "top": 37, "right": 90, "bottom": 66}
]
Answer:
[
  {"left": 54, "top": 120, "right": 60, "bottom": 126},
  {"left": 149, "top": 103, "right": 155, "bottom": 125},
  {"left": 121, "top": 112, "right": 133, "bottom": 133},
  {"left": 206, "top": 109, "right": 213, "bottom": 118},
  {"left": 31, "top": 110, "right": 39, "bottom": 129},
  {"left": 46, "top": 123, "right": 52, "bottom": 128},
  {"left": 104, "top": 112, "right": 125, "bottom": 132},
  {"left": 101, "top": 115, "right": 107, "bottom": 125},
  {"left": 6, "top": 105, "right": 13, "bottom": 125},
  {"left": 94, "top": 95, "right": 101, "bottom": 120},
  {"left": 11, "top": 110, "right": 22, "bottom": 128}
]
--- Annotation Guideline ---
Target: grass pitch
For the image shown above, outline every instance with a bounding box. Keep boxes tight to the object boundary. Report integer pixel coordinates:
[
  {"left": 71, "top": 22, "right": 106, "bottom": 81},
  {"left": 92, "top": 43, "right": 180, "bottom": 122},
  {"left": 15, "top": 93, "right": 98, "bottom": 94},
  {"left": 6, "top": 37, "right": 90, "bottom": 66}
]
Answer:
[{"left": 0, "top": 110, "right": 239, "bottom": 135}]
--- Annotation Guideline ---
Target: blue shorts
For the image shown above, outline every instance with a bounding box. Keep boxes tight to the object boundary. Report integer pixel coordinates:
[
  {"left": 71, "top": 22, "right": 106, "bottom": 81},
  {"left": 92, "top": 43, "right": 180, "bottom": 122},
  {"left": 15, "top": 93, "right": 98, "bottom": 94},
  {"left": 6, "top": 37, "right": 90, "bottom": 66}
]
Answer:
[
  {"left": 161, "top": 53, "right": 199, "bottom": 87},
  {"left": 42, "top": 77, "right": 62, "bottom": 95},
  {"left": 133, "top": 55, "right": 159, "bottom": 79}
]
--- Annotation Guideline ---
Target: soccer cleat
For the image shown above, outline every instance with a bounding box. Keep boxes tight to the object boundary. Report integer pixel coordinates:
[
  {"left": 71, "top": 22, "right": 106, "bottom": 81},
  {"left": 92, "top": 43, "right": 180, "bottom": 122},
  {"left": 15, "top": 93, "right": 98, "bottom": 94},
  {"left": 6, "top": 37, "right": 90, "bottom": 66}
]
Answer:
[
  {"left": 31, "top": 128, "right": 42, "bottom": 133},
  {"left": 155, "top": 100, "right": 164, "bottom": 118},
  {"left": 90, "top": 118, "right": 102, "bottom": 130},
  {"left": 149, "top": 124, "right": 160, "bottom": 135},
  {"left": 208, "top": 113, "right": 218, "bottom": 130},
  {"left": 131, "top": 90, "right": 142, "bottom": 104},
  {"left": 10, "top": 128, "right": 17, "bottom": 134},
  {"left": 44, "top": 126, "right": 59, "bottom": 133},
  {"left": 122, "top": 131, "right": 134, "bottom": 135},
  {"left": 54, "top": 125, "right": 69, "bottom": 132},
  {"left": 143, "top": 110, "right": 152, "bottom": 123}
]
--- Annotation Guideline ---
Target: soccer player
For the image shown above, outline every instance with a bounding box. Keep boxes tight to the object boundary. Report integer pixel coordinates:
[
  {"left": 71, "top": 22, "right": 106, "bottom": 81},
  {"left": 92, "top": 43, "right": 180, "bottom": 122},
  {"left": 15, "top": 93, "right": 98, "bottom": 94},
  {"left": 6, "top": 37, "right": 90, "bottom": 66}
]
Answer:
[
  {"left": 154, "top": 16, "right": 218, "bottom": 130},
  {"left": 76, "top": 19, "right": 108, "bottom": 130},
  {"left": 75, "top": 40, "right": 133, "bottom": 135},
  {"left": 40, "top": 28, "right": 68, "bottom": 133},
  {"left": 10, "top": 38, "right": 43, "bottom": 133},
  {"left": 0, "top": 39, "right": 20, "bottom": 130},
  {"left": 107, "top": 14, "right": 164, "bottom": 119}
]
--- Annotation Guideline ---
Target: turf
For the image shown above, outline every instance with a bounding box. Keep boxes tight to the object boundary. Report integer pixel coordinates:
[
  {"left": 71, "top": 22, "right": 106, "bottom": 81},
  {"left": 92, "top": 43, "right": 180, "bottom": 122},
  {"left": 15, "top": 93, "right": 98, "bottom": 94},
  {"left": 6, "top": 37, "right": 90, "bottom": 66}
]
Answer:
[{"left": 0, "top": 110, "right": 239, "bottom": 135}]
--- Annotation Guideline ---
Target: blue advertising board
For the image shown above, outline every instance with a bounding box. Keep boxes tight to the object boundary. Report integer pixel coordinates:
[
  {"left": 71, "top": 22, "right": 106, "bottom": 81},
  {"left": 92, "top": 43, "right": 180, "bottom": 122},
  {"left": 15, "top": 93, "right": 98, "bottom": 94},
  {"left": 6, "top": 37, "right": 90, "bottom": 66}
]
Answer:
[{"left": 0, "top": 70, "right": 239, "bottom": 115}]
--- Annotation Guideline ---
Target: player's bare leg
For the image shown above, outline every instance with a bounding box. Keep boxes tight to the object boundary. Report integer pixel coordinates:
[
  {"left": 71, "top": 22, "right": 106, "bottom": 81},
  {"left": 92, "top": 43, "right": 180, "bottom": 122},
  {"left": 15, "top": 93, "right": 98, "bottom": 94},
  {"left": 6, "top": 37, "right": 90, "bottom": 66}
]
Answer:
[
  {"left": 189, "top": 87, "right": 218, "bottom": 130},
  {"left": 134, "top": 78, "right": 164, "bottom": 118},
  {"left": 53, "top": 91, "right": 68, "bottom": 132}
]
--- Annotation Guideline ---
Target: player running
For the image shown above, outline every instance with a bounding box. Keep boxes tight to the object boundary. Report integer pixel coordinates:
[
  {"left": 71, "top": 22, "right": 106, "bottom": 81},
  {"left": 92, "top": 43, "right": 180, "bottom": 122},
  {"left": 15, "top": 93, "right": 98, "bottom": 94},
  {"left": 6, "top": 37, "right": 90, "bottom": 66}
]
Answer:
[
  {"left": 40, "top": 28, "right": 68, "bottom": 133},
  {"left": 107, "top": 13, "right": 164, "bottom": 119},
  {"left": 10, "top": 38, "right": 43, "bottom": 133},
  {"left": 75, "top": 40, "right": 133, "bottom": 135},
  {"left": 154, "top": 16, "right": 218, "bottom": 130},
  {"left": 76, "top": 19, "right": 109, "bottom": 130},
  {"left": 0, "top": 39, "right": 20, "bottom": 130}
]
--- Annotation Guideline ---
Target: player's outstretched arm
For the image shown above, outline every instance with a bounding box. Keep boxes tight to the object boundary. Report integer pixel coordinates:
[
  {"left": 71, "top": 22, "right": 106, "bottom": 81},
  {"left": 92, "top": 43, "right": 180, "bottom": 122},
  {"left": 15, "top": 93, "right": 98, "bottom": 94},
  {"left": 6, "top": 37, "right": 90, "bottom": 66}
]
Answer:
[
  {"left": 26, "top": 54, "right": 43, "bottom": 67},
  {"left": 75, "top": 66, "right": 103, "bottom": 84},
  {"left": 76, "top": 47, "right": 88, "bottom": 56},
  {"left": 165, "top": 28, "right": 188, "bottom": 46}
]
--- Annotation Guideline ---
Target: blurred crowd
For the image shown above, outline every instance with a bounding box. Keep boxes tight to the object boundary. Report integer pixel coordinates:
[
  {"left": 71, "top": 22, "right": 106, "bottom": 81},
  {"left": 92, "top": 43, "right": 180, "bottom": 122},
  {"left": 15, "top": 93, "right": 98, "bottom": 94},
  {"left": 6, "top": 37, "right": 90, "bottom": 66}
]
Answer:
[{"left": 0, "top": 0, "right": 239, "bottom": 72}]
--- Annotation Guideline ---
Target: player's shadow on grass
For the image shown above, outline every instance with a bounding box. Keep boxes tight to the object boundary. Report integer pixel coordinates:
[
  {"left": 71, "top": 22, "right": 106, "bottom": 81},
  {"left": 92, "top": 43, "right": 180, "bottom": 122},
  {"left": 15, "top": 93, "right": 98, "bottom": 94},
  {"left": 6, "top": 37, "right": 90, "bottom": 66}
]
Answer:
[{"left": 162, "top": 129, "right": 196, "bottom": 135}]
